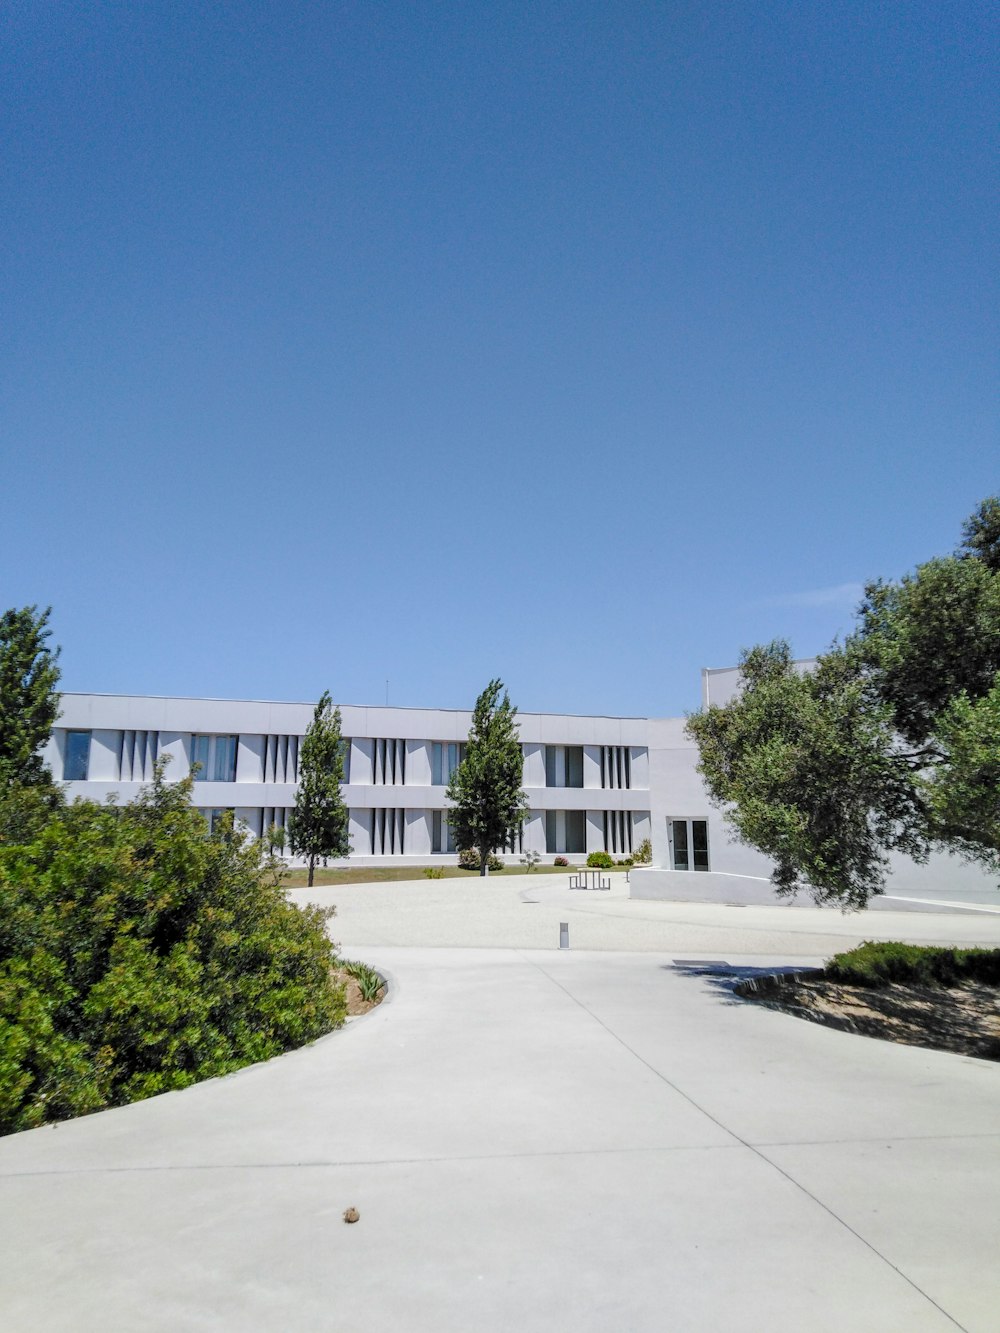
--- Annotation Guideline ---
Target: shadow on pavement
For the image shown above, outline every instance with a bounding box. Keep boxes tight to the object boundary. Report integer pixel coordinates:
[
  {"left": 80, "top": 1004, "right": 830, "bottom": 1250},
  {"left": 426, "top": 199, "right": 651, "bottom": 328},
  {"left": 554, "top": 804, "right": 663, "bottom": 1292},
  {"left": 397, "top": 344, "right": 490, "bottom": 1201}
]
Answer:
[{"left": 665, "top": 960, "right": 819, "bottom": 1004}]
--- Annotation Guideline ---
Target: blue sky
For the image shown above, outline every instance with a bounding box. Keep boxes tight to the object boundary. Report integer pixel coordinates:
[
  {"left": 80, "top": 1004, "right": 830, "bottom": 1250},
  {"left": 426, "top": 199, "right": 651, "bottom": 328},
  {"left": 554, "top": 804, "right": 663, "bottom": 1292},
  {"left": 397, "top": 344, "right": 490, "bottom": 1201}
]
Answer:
[{"left": 2, "top": 2, "right": 996, "bottom": 717}]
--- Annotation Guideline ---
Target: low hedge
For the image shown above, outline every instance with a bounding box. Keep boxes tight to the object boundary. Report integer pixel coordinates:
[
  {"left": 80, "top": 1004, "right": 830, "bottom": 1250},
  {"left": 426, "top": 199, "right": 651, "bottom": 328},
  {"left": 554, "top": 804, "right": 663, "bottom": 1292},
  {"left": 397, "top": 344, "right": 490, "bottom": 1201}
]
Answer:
[{"left": 825, "top": 941, "right": 1000, "bottom": 989}]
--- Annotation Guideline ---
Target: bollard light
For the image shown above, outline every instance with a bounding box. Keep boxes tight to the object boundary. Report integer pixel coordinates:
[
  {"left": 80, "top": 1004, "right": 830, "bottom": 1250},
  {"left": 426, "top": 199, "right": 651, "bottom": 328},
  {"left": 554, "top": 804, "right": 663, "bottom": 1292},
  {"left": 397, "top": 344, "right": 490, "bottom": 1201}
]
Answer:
[{"left": 559, "top": 922, "right": 569, "bottom": 949}]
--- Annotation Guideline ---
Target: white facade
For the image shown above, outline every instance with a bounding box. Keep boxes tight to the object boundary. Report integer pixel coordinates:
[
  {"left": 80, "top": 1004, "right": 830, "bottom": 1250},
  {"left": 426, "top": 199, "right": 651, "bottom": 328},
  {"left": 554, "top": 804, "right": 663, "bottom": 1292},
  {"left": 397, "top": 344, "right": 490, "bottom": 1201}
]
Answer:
[
  {"left": 44, "top": 682, "right": 1000, "bottom": 900},
  {"left": 45, "top": 694, "right": 652, "bottom": 866}
]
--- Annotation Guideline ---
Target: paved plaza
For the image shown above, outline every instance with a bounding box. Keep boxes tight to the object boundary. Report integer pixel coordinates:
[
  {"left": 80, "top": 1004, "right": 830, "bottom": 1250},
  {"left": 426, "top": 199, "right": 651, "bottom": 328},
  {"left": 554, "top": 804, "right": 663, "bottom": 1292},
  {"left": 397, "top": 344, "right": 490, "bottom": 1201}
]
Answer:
[{"left": 1, "top": 876, "right": 998, "bottom": 1331}]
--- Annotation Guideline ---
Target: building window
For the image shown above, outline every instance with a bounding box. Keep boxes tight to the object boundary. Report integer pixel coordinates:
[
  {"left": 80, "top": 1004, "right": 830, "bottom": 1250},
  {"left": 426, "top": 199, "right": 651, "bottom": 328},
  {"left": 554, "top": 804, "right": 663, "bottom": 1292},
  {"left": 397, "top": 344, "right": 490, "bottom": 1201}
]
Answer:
[
  {"left": 545, "top": 809, "right": 586, "bottom": 854},
  {"left": 370, "top": 808, "right": 405, "bottom": 855},
  {"left": 117, "top": 730, "right": 159, "bottom": 782},
  {"left": 191, "top": 735, "right": 238, "bottom": 783},
  {"left": 504, "top": 822, "right": 524, "bottom": 854},
  {"left": 544, "top": 745, "right": 583, "bottom": 788},
  {"left": 669, "top": 819, "right": 709, "bottom": 871},
  {"left": 263, "top": 734, "right": 299, "bottom": 784},
  {"left": 603, "top": 810, "right": 634, "bottom": 856},
  {"left": 373, "top": 738, "right": 406, "bottom": 785},
  {"left": 202, "top": 807, "right": 235, "bottom": 834},
  {"left": 600, "top": 746, "right": 632, "bottom": 790},
  {"left": 431, "top": 809, "right": 456, "bottom": 853},
  {"left": 64, "top": 730, "right": 91, "bottom": 781},
  {"left": 341, "top": 739, "right": 351, "bottom": 784},
  {"left": 431, "top": 742, "right": 465, "bottom": 786}
]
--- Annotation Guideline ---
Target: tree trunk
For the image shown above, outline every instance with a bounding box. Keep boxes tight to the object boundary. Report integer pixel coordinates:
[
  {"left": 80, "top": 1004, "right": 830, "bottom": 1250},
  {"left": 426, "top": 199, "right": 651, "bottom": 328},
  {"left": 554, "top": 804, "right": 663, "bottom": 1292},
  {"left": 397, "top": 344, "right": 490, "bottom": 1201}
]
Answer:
[
  {"left": 308, "top": 855, "right": 315, "bottom": 888},
  {"left": 480, "top": 847, "right": 488, "bottom": 877}
]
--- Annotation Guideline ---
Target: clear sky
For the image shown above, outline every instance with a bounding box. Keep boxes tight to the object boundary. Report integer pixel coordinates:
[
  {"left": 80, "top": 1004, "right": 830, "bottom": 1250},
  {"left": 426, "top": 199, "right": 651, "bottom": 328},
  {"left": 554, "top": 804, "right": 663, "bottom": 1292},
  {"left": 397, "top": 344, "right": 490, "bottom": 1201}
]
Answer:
[{"left": 2, "top": 2, "right": 996, "bottom": 717}]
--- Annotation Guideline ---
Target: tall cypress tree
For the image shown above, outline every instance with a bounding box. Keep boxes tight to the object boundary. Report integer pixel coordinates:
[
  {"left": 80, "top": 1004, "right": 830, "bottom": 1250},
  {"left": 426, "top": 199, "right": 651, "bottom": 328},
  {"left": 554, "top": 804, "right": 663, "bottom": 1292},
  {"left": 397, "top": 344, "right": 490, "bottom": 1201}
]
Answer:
[
  {"left": 288, "top": 691, "right": 351, "bottom": 887},
  {"left": 0, "top": 605, "right": 61, "bottom": 788},
  {"left": 447, "top": 679, "right": 527, "bottom": 876}
]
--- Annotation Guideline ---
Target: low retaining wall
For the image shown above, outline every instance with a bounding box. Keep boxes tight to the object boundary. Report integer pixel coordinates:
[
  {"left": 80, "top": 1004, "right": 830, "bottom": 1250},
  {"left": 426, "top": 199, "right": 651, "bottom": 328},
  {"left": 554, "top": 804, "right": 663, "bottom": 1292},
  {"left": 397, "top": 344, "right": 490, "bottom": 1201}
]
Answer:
[{"left": 629, "top": 867, "right": 804, "bottom": 907}]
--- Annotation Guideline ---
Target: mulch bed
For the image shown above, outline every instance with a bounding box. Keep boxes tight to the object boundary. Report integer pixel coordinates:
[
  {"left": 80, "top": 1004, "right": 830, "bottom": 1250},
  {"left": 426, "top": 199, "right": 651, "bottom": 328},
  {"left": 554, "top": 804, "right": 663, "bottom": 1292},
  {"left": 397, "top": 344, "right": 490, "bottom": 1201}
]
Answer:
[
  {"left": 747, "top": 976, "right": 1000, "bottom": 1061},
  {"left": 330, "top": 966, "right": 386, "bottom": 1017}
]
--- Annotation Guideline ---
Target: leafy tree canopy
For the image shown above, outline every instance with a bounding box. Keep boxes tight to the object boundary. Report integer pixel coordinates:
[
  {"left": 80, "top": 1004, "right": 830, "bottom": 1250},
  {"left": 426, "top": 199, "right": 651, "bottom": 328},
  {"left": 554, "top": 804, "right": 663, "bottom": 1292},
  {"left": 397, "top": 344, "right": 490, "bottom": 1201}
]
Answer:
[
  {"left": 0, "top": 605, "right": 61, "bottom": 789},
  {"left": 687, "top": 498, "right": 1000, "bottom": 908},
  {"left": 288, "top": 691, "right": 350, "bottom": 887},
  {"left": 446, "top": 679, "right": 527, "bottom": 876}
]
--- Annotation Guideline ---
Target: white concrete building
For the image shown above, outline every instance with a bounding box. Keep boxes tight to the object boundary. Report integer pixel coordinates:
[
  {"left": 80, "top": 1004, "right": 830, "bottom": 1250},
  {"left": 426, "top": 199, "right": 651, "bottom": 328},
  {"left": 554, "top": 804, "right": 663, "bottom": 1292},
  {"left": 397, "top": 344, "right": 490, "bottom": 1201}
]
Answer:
[
  {"left": 44, "top": 694, "right": 652, "bottom": 867},
  {"left": 44, "top": 677, "right": 999, "bottom": 903}
]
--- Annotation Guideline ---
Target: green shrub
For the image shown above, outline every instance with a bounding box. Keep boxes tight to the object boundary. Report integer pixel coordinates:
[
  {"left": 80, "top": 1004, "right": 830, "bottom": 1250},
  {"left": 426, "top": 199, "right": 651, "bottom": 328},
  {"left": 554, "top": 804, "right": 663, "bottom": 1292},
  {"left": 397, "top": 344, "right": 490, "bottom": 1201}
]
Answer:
[
  {"left": 0, "top": 769, "right": 346, "bottom": 1135},
  {"left": 825, "top": 941, "right": 1000, "bottom": 989},
  {"left": 632, "top": 838, "right": 652, "bottom": 865},
  {"left": 586, "top": 851, "right": 615, "bottom": 869},
  {"left": 422, "top": 866, "right": 445, "bottom": 879},
  {"left": 457, "top": 848, "right": 504, "bottom": 872}
]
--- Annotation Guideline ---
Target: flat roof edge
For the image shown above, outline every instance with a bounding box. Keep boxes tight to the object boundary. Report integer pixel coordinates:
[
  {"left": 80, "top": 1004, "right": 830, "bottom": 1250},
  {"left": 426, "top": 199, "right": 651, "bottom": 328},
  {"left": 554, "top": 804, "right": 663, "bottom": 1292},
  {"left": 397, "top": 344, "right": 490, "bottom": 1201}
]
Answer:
[{"left": 56, "top": 692, "right": 653, "bottom": 722}]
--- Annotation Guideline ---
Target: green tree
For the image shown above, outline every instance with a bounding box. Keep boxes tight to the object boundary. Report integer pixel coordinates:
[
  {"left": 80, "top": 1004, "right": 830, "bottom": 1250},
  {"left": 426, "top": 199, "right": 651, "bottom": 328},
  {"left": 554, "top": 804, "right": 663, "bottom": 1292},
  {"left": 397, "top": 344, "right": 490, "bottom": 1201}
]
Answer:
[
  {"left": 446, "top": 679, "right": 527, "bottom": 877},
  {"left": 687, "top": 499, "right": 1000, "bottom": 908},
  {"left": 961, "top": 495, "right": 1000, "bottom": 571},
  {"left": 288, "top": 691, "right": 350, "bottom": 887},
  {"left": 0, "top": 605, "right": 61, "bottom": 789}
]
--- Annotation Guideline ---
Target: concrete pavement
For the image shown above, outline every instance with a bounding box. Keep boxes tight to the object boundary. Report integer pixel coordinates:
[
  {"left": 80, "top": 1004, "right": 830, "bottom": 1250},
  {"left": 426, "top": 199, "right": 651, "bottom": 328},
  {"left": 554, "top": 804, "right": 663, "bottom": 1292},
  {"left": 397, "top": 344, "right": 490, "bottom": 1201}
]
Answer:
[
  {"left": 298, "top": 871, "right": 1000, "bottom": 956},
  {"left": 1, "top": 880, "right": 999, "bottom": 1331}
]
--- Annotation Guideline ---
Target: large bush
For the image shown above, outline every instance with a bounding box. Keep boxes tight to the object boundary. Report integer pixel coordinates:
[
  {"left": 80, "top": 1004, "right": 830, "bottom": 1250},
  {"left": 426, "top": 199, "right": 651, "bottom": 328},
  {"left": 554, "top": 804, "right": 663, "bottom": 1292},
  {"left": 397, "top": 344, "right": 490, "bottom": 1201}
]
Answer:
[{"left": 0, "top": 769, "right": 346, "bottom": 1135}]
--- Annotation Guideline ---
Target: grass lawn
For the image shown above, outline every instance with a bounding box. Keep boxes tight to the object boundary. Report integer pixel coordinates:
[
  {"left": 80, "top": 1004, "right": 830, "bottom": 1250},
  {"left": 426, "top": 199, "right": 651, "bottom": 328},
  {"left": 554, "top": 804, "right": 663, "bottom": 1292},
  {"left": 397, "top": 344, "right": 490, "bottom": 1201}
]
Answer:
[{"left": 281, "top": 863, "right": 633, "bottom": 888}]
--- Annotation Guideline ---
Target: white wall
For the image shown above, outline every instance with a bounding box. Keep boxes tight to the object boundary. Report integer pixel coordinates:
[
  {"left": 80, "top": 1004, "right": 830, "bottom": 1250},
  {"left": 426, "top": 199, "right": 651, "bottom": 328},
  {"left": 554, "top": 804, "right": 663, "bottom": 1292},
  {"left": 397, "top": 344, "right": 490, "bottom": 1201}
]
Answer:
[{"left": 46, "top": 687, "right": 998, "bottom": 896}]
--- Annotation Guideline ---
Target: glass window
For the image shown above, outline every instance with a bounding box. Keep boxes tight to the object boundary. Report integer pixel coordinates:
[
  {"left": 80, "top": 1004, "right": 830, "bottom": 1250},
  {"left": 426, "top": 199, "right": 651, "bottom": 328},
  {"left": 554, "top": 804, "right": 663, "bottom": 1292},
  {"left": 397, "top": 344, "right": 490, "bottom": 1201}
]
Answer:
[
  {"left": 545, "top": 746, "right": 584, "bottom": 788},
  {"left": 565, "top": 809, "right": 586, "bottom": 853},
  {"left": 670, "top": 819, "right": 709, "bottom": 872},
  {"left": 212, "top": 735, "right": 238, "bottom": 782},
  {"left": 432, "top": 810, "right": 456, "bottom": 853},
  {"left": 191, "top": 735, "right": 238, "bottom": 783},
  {"left": 432, "top": 742, "right": 464, "bottom": 786},
  {"left": 692, "top": 820, "right": 709, "bottom": 871},
  {"left": 191, "top": 734, "right": 210, "bottom": 781},
  {"left": 341, "top": 739, "right": 351, "bottom": 784},
  {"left": 64, "top": 730, "right": 91, "bottom": 781},
  {"left": 545, "top": 810, "right": 586, "bottom": 854},
  {"left": 671, "top": 820, "right": 689, "bottom": 870}
]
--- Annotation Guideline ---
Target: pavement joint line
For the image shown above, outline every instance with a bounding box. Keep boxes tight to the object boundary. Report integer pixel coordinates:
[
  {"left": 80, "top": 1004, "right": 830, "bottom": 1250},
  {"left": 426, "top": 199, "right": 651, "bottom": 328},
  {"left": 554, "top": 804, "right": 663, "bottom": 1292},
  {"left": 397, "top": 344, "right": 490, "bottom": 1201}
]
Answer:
[
  {"left": 0, "top": 1143, "right": 749, "bottom": 1179},
  {"left": 4, "top": 1130, "right": 999, "bottom": 1182},
  {"left": 748, "top": 1131, "right": 1000, "bottom": 1147},
  {"left": 520, "top": 951, "right": 970, "bottom": 1333}
]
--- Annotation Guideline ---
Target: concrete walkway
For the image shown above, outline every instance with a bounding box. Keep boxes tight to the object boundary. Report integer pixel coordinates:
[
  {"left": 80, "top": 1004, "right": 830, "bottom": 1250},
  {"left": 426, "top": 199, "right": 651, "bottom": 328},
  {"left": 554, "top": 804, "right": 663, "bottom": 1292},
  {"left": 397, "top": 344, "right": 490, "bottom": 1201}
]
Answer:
[
  {"left": 1, "top": 882, "right": 999, "bottom": 1331},
  {"left": 297, "top": 871, "right": 1000, "bottom": 956}
]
